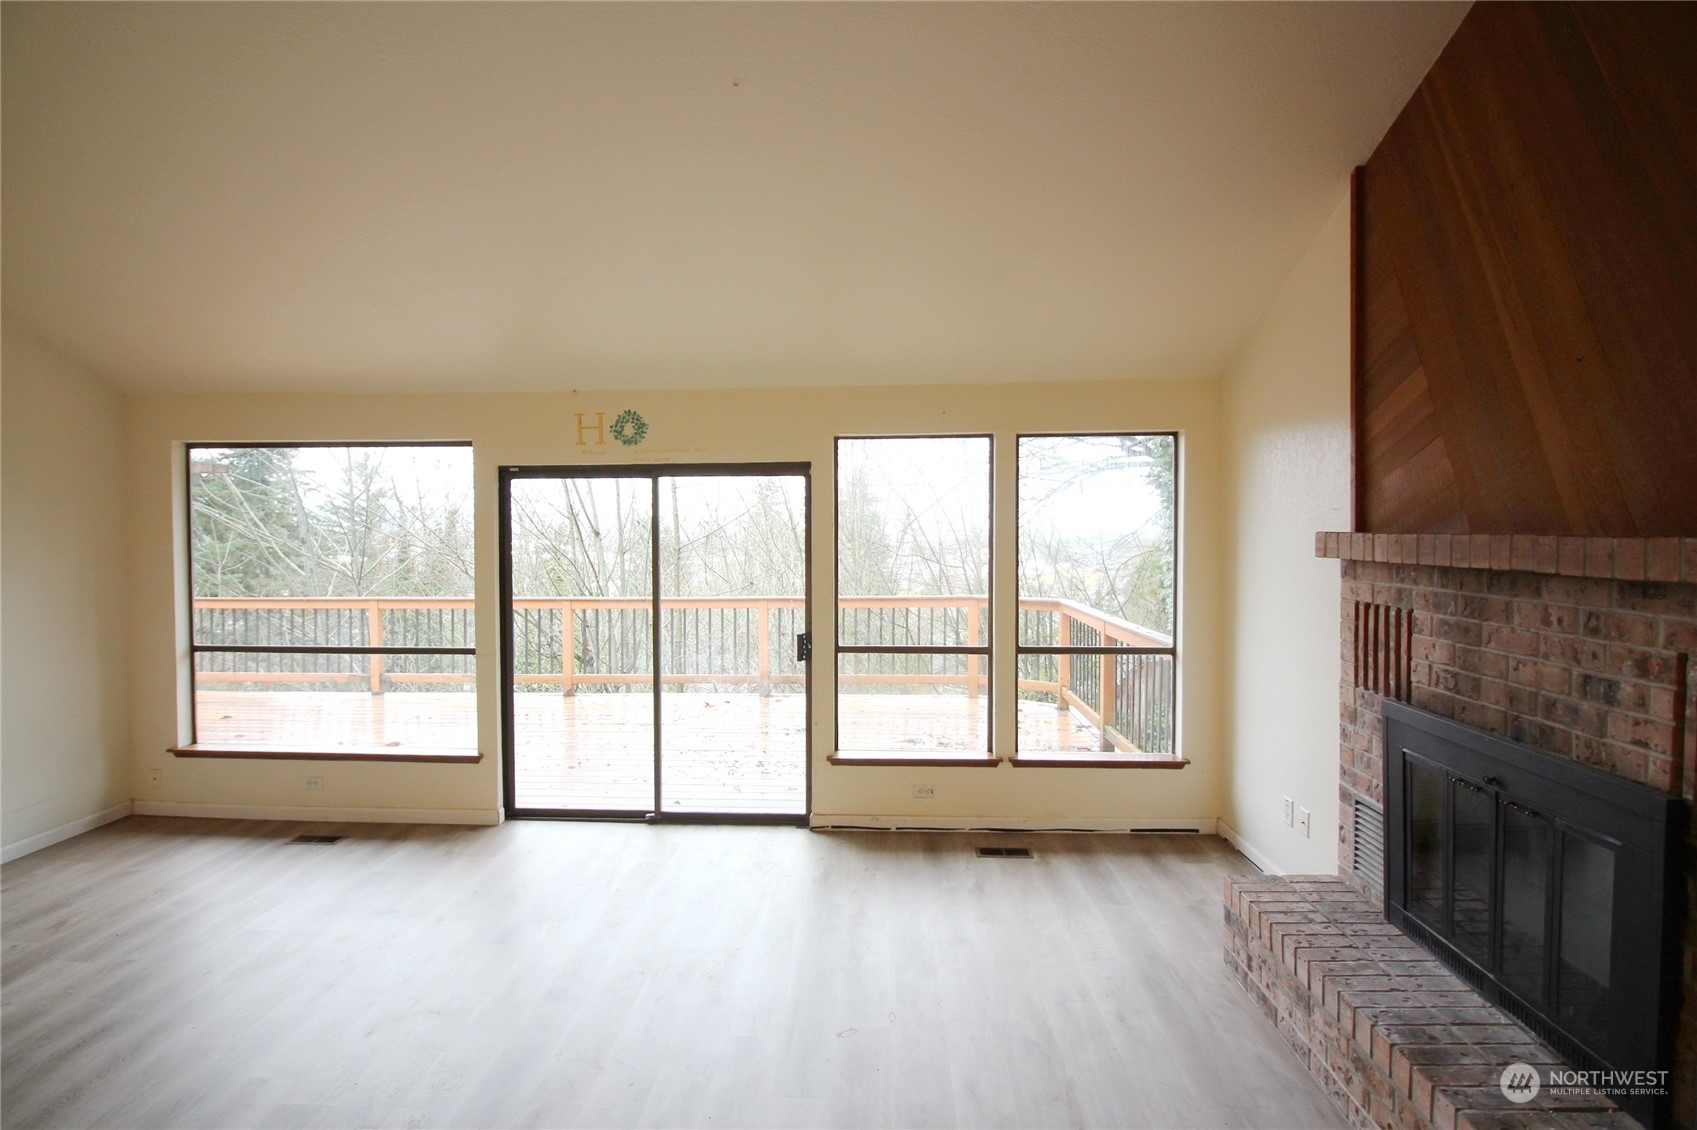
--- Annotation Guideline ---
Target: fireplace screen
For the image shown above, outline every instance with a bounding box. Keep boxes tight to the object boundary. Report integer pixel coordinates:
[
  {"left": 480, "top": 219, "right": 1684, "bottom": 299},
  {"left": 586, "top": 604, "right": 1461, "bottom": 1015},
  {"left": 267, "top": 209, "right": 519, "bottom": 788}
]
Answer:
[
  {"left": 1384, "top": 702, "right": 1682, "bottom": 1128},
  {"left": 1407, "top": 758, "right": 1616, "bottom": 1018}
]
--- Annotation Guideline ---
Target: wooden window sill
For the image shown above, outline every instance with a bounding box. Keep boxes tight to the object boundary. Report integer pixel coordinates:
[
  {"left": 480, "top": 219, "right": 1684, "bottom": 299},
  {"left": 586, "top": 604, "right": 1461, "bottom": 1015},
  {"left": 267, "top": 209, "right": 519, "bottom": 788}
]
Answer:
[
  {"left": 827, "top": 753, "right": 1000, "bottom": 767},
  {"left": 170, "top": 744, "right": 482, "bottom": 764},
  {"left": 1010, "top": 756, "right": 1189, "bottom": 769}
]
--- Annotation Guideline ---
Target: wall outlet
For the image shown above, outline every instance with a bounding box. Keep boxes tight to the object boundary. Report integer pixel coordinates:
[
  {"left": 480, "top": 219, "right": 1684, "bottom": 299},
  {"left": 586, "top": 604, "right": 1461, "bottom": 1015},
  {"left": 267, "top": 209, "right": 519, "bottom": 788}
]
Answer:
[
  {"left": 147, "top": 768, "right": 162, "bottom": 788},
  {"left": 1282, "top": 797, "right": 1294, "bottom": 826},
  {"left": 1297, "top": 807, "right": 1311, "bottom": 838},
  {"left": 913, "top": 785, "right": 936, "bottom": 799},
  {"left": 304, "top": 776, "right": 324, "bottom": 792}
]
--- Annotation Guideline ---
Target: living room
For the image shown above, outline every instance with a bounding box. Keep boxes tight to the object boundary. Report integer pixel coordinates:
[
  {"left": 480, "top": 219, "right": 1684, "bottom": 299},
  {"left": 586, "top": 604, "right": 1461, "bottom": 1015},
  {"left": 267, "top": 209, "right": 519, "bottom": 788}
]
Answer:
[{"left": 5, "top": 3, "right": 1692, "bottom": 1127}]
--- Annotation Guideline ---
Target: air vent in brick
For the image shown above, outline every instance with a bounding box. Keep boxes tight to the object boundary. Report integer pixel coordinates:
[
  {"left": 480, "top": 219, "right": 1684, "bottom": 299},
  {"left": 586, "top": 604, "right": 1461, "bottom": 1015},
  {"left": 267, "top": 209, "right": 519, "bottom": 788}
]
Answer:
[
  {"left": 1354, "top": 601, "right": 1412, "bottom": 701},
  {"left": 1351, "top": 798, "right": 1385, "bottom": 889}
]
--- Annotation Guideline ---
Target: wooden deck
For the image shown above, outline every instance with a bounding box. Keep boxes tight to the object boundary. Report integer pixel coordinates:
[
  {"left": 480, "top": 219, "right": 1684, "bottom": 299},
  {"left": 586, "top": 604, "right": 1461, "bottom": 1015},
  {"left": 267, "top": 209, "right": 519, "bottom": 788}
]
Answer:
[
  {"left": 194, "top": 689, "right": 1116, "bottom": 814},
  {"left": 194, "top": 690, "right": 481, "bottom": 751},
  {"left": 510, "top": 691, "right": 809, "bottom": 814}
]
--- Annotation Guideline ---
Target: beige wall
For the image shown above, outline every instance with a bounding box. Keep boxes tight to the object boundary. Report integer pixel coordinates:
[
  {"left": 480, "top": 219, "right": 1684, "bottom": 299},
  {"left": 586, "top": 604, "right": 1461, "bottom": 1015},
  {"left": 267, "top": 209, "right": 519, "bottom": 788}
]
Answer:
[
  {"left": 3, "top": 303, "right": 1347, "bottom": 846},
  {"left": 1221, "top": 193, "right": 1352, "bottom": 874},
  {"left": 2, "top": 321, "right": 133, "bottom": 859},
  {"left": 126, "top": 378, "right": 1226, "bottom": 826}
]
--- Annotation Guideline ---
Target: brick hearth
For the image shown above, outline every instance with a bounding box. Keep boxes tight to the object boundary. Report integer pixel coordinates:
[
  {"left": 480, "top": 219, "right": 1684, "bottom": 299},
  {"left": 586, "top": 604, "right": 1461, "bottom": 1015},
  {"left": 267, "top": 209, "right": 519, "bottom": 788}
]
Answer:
[{"left": 1226, "top": 874, "right": 1635, "bottom": 1130}]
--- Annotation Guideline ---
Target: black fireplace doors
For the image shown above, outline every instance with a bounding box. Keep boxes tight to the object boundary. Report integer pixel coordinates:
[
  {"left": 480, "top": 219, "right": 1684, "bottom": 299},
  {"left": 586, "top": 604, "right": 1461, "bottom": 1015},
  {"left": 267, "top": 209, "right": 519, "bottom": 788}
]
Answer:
[{"left": 1383, "top": 701, "right": 1684, "bottom": 1128}]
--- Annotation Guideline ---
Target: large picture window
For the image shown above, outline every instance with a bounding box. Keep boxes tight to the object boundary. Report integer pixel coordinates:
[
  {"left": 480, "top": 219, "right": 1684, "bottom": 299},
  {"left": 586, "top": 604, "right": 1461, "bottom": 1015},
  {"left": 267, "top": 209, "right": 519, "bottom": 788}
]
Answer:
[
  {"left": 835, "top": 436, "right": 992, "bottom": 757},
  {"left": 183, "top": 443, "right": 476, "bottom": 757},
  {"left": 1016, "top": 434, "right": 1177, "bottom": 760}
]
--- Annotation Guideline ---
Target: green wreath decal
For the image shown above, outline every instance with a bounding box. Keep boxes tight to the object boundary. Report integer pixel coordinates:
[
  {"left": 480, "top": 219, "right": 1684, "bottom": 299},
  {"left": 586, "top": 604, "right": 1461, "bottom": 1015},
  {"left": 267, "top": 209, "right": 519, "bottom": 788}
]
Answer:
[{"left": 610, "top": 409, "right": 649, "bottom": 447}]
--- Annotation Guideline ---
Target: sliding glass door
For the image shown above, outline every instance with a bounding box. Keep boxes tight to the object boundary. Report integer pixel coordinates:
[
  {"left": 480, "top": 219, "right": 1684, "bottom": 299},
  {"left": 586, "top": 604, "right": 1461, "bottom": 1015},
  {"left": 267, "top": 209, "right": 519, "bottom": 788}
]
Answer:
[
  {"left": 507, "top": 474, "right": 655, "bottom": 811},
  {"left": 502, "top": 465, "right": 810, "bottom": 819}
]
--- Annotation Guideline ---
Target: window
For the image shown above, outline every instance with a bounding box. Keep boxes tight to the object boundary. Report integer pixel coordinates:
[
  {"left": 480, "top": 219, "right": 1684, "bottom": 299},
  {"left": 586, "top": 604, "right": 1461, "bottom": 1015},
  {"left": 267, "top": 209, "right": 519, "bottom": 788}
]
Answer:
[
  {"left": 1016, "top": 434, "right": 1177, "bottom": 760},
  {"left": 835, "top": 436, "right": 992, "bottom": 757},
  {"left": 183, "top": 443, "right": 476, "bottom": 758}
]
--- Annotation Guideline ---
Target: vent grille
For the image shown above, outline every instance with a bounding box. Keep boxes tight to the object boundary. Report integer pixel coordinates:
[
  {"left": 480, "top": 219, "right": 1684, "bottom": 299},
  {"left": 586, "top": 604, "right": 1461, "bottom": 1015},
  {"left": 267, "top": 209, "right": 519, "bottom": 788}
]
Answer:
[
  {"left": 1398, "top": 912, "right": 1483, "bottom": 988},
  {"left": 1500, "top": 994, "right": 1606, "bottom": 1077},
  {"left": 976, "top": 846, "right": 1033, "bottom": 858},
  {"left": 287, "top": 834, "right": 344, "bottom": 845},
  {"left": 1352, "top": 798, "right": 1385, "bottom": 889},
  {"left": 1354, "top": 601, "right": 1413, "bottom": 701}
]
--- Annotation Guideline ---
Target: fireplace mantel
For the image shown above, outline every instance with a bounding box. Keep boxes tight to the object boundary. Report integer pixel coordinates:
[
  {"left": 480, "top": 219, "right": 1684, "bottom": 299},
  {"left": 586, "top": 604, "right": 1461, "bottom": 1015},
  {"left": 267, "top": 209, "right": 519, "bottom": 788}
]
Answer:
[{"left": 1316, "top": 532, "right": 1697, "bottom": 583}]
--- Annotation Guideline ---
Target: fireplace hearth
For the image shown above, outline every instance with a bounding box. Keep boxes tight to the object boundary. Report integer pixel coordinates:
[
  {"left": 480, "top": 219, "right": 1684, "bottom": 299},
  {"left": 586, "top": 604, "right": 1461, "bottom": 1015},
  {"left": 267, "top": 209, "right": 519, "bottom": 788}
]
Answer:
[{"left": 1384, "top": 700, "right": 1686, "bottom": 1127}]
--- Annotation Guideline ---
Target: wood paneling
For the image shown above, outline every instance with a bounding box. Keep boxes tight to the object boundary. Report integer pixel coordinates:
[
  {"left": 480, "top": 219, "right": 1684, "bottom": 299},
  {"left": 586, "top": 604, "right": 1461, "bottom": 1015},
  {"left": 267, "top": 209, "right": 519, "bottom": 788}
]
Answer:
[{"left": 1356, "top": 2, "right": 1697, "bottom": 537}]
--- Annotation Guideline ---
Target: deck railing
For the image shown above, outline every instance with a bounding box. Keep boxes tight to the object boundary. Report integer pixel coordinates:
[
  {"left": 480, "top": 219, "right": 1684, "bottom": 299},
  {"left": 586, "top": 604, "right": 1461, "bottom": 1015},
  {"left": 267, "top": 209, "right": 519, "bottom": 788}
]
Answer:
[
  {"left": 193, "top": 593, "right": 1174, "bottom": 752},
  {"left": 1016, "top": 597, "right": 1173, "bottom": 754}
]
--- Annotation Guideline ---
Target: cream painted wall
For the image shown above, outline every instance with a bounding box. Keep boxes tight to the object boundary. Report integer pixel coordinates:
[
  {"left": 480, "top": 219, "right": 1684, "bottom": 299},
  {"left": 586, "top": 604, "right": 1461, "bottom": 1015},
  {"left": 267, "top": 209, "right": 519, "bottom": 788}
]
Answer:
[
  {"left": 125, "top": 379, "right": 1226, "bottom": 826},
  {"left": 1221, "top": 193, "right": 1352, "bottom": 875},
  {"left": 2, "top": 321, "right": 133, "bottom": 858}
]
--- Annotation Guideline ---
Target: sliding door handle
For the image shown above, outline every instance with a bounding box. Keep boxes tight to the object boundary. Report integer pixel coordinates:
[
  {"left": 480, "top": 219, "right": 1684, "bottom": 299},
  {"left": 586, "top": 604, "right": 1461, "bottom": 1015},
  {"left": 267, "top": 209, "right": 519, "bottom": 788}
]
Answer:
[{"left": 796, "top": 633, "right": 812, "bottom": 662}]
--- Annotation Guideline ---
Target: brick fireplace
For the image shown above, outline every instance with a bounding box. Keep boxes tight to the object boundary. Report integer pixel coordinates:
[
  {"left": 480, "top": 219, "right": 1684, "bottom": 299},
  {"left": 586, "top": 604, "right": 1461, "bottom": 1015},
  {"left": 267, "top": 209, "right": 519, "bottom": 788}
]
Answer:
[
  {"left": 1324, "top": 535, "right": 1697, "bottom": 852},
  {"left": 1224, "top": 534, "right": 1697, "bottom": 1129},
  {"left": 1322, "top": 532, "right": 1697, "bottom": 1124}
]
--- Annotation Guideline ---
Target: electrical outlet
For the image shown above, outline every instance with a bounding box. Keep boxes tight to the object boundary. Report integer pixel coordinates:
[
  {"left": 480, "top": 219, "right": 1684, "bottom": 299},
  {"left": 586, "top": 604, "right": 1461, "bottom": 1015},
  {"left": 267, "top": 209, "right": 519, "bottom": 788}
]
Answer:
[
  {"left": 1282, "top": 797, "right": 1294, "bottom": 826},
  {"left": 304, "top": 776, "right": 324, "bottom": 792},
  {"left": 1298, "top": 807, "right": 1311, "bottom": 838},
  {"left": 147, "top": 768, "right": 162, "bottom": 788},
  {"left": 913, "top": 785, "right": 936, "bottom": 799}
]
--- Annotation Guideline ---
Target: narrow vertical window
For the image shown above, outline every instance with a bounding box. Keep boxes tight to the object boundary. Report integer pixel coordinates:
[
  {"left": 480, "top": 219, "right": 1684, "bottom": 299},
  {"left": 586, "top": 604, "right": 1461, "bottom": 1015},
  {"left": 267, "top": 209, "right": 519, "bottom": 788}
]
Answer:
[
  {"left": 185, "top": 444, "right": 475, "bottom": 756},
  {"left": 1016, "top": 434, "right": 1177, "bottom": 760},
  {"left": 835, "top": 436, "right": 992, "bottom": 756}
]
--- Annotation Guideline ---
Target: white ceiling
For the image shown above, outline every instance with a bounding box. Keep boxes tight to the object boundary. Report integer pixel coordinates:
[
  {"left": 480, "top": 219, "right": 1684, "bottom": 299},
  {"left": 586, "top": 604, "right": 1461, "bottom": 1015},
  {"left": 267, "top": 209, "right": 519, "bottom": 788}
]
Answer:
[{"left": 1, "top": 1, "right": 1467, "bottom": 395}]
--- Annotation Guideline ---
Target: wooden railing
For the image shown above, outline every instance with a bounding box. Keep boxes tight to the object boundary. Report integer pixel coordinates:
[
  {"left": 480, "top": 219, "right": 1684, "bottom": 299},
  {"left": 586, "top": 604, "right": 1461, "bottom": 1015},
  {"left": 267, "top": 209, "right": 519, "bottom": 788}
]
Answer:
[
  {"left": 193, "top": 597, "right": 475, "bottom": 694},
  {"left": 193, "top": 593, "right": 1174, "bottom": 752},
  {"left": 1016, "top": 597, "right": 1173, "bottom": 754},
  {"left": 512, "top": 596, "right": 807, "bottom": 693}
]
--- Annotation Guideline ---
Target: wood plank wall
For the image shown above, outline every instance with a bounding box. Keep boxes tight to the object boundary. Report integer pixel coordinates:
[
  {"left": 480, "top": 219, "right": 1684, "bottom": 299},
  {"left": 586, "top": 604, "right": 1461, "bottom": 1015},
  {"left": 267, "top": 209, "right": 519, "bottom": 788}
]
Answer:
[{"left": 1356, "top": 2, "right": 1697, "bottom": 537}]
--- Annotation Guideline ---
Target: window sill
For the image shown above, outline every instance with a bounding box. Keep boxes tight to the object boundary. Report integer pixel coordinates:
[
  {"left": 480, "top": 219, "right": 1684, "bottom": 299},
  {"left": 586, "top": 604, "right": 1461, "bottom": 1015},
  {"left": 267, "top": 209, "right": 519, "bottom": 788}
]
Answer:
[
  {"left": 1010, "top": 755, "right": 1189, "bottom": 769},
  {"left": 827, "top": 752, "right": 1000, "bottom": 768},
  {"left": 169, "top": 744, "right": 482, "bottom": 764}
]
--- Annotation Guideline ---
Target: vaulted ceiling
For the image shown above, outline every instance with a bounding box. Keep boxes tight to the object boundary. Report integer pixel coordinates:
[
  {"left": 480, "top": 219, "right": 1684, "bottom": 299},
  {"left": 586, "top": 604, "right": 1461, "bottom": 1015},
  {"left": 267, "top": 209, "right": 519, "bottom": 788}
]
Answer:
[{"left": 1, "top": 2, "right": 1467, "bottom": 394}]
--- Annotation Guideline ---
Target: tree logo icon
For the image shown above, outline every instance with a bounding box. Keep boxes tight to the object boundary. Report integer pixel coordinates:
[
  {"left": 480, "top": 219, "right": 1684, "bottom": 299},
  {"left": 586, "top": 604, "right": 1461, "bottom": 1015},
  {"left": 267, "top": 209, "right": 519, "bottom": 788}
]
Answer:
[{"left": 1500, "top": 1063, "right": 1541, "bottom": 1103}]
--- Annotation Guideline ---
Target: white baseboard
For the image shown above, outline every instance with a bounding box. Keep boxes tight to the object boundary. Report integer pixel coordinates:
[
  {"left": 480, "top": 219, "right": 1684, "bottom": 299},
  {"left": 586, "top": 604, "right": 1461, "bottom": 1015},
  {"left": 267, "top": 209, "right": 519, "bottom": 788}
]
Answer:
[
  {"left": 1217, "top": 819, "right": 1282, "bottom": 874},
  {"left": 131, "top": 801, "right": 502, "bottom": 826},
  {"left": 810, "top": 814, "right": 1219, "bottom": 834},
  {"left": 2, "top": 800, "right": 134, "bottom": 863}
]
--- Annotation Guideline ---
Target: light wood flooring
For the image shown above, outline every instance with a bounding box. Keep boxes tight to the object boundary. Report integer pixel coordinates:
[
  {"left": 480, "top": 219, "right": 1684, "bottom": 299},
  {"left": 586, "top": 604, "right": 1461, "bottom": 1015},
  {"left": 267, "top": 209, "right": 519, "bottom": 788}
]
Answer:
[{"left": 1, "top": 818, "right": 1344, "bottom": 1129}]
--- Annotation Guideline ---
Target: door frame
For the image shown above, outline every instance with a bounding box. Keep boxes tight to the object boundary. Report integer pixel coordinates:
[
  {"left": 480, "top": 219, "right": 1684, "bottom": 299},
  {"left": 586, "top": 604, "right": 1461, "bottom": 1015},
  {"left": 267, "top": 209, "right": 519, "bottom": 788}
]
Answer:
[{"left": 498, "top": 462, "right": 813, "bottom": 823}]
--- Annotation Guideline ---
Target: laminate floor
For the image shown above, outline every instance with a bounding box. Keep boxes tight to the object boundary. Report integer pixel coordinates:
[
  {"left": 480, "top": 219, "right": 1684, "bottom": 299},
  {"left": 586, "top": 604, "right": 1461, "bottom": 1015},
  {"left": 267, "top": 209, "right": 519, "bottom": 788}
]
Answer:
[{"left": 1, "top": 818, "right": 1344, "bottom": 1130}]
